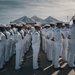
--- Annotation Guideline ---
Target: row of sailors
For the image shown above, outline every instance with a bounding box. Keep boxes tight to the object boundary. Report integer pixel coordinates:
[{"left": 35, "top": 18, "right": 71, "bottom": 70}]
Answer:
[
  {"left": 0, "top": 22, "right": 32, "bottom": 70},
  {"left": 41, "top": 20, "right": 75, "bottom": 69},
  {"left": 0, "top": 19, "right": 75, "bottom": 70},
  {"left": 32, "top": 18, "right": 75, "bottom": 69}
]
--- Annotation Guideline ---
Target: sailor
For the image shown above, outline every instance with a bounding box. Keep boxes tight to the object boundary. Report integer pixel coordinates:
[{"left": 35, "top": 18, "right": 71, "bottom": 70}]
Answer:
[
  {"left": 26, "top": 25, "right": 32, "bottom": 51},
  {"left": 19, "top": 22, "right": 27, "bottom": 64},
  {"left": 53, "top": 22, "right": 62, "bottom": 69},
  {"left": 3, "top": 24, "right": 11, "bottom": 62},
  {"left": 0, "top": 24, "right": 6, "bottom": 69},
  {"left": 9, "top": 24, "right": 15, "bottom": 57},
  {"left": 11, "top": 23, "right": 17, "bottom": 54},
  {"left": 15, "top": 24, "right": 23, "bottom": 69},
  {"left": 47, "top": 22, "right": 55, "bottom": 61},
  {"left": 41, "top": 25, "right": 46, "bottom": 52},
  {"left": 41, "top": 24, "right": 50, "bottom": 53},
  {"left": 44, "top": 24, "right": 53, "bottom": 61},
  {"left": 50, "top": 22, "right": 56, "bottom": 64},
  {"left": 62, "top": 23, "right": 70, "bottom": 61},
  {"left": 31, "top": 23, "right": 41, "bottom": 69},
  {"left": 68, "top": 18, "right": 75, "bottom": 67}
]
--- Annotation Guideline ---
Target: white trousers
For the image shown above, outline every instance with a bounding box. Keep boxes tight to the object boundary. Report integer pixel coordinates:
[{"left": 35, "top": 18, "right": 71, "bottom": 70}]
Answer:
[
  {"left": 32, "top": 45, "right": 40, "bottom": 69},
  {"left": 53, "top": 41, "right": 61, "bottom": 68},
  {"left": 62, "top": 39, "right": 68, "bottom": 61},
  {"left": 68, "top": 40, "right": 75, "bottom": 67}
]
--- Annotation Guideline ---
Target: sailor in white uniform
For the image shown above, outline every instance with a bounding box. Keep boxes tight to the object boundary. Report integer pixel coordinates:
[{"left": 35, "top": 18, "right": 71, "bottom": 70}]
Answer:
[
  {"left": 31, "top": 23, "right": 41, "bottom": 69},
  {"left": 4, "top": 24, "right": 11, "bottom": 62},
  {"left": 62, "top": 23, "right": 70, "bottom": 61},
  {"left": 46, "top": 22, "right": 56, "bottom": 62},
  {"left": 53, "top": 22, "right": 62, "bottom": 69},
  {"left": 0, "top": 24, "right": 6, "bottom": 69},
  {"left": 68, "top": 18, "right": 75, "bottom": 67},
  {"left": 15, "top": 24, "right": 23, "bottom": 69}
]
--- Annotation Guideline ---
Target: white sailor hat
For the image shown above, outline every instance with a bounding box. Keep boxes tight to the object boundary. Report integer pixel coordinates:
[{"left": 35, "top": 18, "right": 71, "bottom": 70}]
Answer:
[
  {"left": 0, "top": 24, "right": 6, "bottom": 27},
  {"left": 50, "top": 22, "right": 56, "bottom": 25},
  {"left": 65, "top": 22, "right": 69, "bottom": 25},
  {"left": 26, "top": 24, "right": 31, "bottom": 27},
  {"left": 10, "top": 22, "right": 16, "bottom": 25},
  {"left": 56, "top": 21, "right": 63, "bottom": 26},
  {"left": 35, "top": 23, "right": 41, "bottom": 27},
  {"left": 16, "top": 23, "right": 22, "bottom": 27},
  {"left": 45, "top": 24, "right": 50, "bottom": 27},
  {"left": 6, "top": 24, "right": 11, "bottom": 27},
  {"left": 21, "top": 22, "right": 26, "bottom": 25}
]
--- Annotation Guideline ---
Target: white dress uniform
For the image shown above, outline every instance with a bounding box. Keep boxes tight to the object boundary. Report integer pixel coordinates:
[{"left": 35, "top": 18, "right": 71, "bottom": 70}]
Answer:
[
  {"left": 42, "top": 27, "right": 49, "bottom": 53},
  {"left": 20, "top": 29, "right": 25, "bottom": 63},
  {"left": 53, "top": 27, "right": 62, "bottom": 68},
  {"left": 62, "top": 27, "right": 69, "bottom": 61},
  {"left": 27, "top": 29, "right": 31, "bottom": 50},
  {"left": 24, "top": 29, "right": 28, "bottom": 53},
  {"left": 60, "top": 28, "right": 63, "bottom": 57},
  {"left": 9, "top": 29, "right": 15, "bottom": 57},
  {"left": 0, "top": 32, "right": 6, "bottom": 69},
  {"left": 41, "top": 28, "right": 46, "bottom": 52},
  {"left": 32, "top": 29, "right": 40, "bottom": 69},
  {"left": 4, "top": 30, "right": 11, "bottom": 62},
  {"left": 46, "top": 27, "right": 54, "bottom": 61},
  {"left": 15, "top": 31, "right": 23, "bottom": 69},
  {"left": 12, "top": 27, "right": 17, "bottom": 54},
  {"left": 28, "top": 29, "right": 32, "bottom": 47},
  {"left": 42, "top": 28, "right": 46, "bottom": 53},
  {"left": 68, "top": 24, "right": 75, "bottom": 67},
  {"left": 25, "top": 30, "right": 29, "bottom": 52}
]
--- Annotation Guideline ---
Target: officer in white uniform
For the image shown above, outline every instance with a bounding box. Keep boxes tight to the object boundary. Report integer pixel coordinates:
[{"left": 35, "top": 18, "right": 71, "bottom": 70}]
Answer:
[
  {"left": 68, "top": 18, "right": 75, "bottom": 67},
  {"left": 41, "top": 24, "right": 50, "bottom": 53},
  {"left": 12, "top": 23, "right": 17, "bottom": 54},
  {"left": 50, "top": 22, "right": 56, "bottom": 64},
  {"left": 53, "top": 22, "right": 62, "bottom": 69},
  {"left": 4, "top": 24, "right": 11, "bottom": 62},
  {"left": 44, "top": 24, "right": 53, "bottom": 61},
  {"left": 0, "top": 24, "right": 6, "bottom": 69},
  {"left": 62, "top": 23, "right": 69, "bottom": 61},
  {"left": 31, "top": 23, "right": 41, "bottom": 69},
  {"left": 47, "top": 22, "right": 55, "bottom": 61},
  {"left": 19, "top": 22, "right": 27, "bottom": 64},
  {"left": 41, "top": 26, "right": 46, "bottom": 52},
  {"left": 26, "top": 25, "right": 31, "bottom": 51},
  {"left": 15, "top": 24, "right": 23, "bottom": 69},
  {"left": 9, "top": 24, "right": 15, "bottom": 57}
]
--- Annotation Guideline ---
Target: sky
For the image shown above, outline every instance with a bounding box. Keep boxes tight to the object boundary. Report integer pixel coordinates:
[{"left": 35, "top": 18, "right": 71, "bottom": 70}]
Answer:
[{"left": 0, "top": 0, "right": 75, "bottom": 24}]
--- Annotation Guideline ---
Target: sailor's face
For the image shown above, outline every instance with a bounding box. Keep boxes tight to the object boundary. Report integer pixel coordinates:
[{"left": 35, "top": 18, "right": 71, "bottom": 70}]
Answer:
[
  {"left": 52, "top": 25, "right": 55, "bottom": 28},
  {"left": 65, "top": 24, "right": 69, "bottom": 28},
  {"left": 36, "top": 26, "right": 41, "bottom": 31},
  {"left": 57, "top": 24, "right": 62, "bottom": 28}
]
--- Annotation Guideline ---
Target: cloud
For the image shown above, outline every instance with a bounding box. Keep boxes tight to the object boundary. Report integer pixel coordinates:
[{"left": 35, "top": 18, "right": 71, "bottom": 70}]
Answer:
[{"left": 0, "top": 0, "right": 75, "bottom": 23}]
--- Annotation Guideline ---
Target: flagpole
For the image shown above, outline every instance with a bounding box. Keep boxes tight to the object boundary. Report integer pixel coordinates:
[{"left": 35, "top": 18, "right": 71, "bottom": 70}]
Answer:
[{"left": 67, "top": 16, "right": 69, "bottom": 22}]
